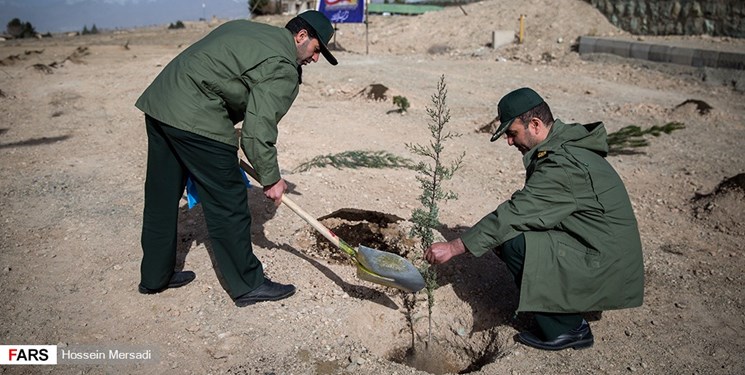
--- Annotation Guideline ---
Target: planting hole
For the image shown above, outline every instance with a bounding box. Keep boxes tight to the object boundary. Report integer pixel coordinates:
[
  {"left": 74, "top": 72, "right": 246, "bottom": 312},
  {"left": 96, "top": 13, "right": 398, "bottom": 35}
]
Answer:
[
  {"left": 293, "top": 208, "right": 509, "bottom": 373},
  {"left": 293, "top": 207, "right": 418, "bottom": 265}
]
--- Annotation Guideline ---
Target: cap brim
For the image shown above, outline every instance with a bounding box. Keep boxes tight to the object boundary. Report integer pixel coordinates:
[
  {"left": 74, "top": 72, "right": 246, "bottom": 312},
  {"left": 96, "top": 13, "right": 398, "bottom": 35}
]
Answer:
[
  {"left": 490, "top": 118, "right": 514, "bottom": 142},
  {"left": 319, "top": 41, "right": 338, "bottom": 65}
]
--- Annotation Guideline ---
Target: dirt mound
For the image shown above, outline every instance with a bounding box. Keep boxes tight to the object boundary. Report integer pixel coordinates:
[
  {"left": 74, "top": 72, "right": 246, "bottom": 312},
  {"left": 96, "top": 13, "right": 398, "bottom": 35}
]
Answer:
[
  {"left": 692, "top": 173, "right": 745, "bottom": 236},
  {"left": 344, "top": 0, "right": 624, "bottom": 60}
]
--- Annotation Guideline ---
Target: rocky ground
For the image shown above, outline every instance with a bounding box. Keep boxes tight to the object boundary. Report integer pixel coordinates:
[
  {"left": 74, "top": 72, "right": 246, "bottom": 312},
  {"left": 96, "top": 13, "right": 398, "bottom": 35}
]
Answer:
[{"left": 1, "top": 0, "right": 744, "bottom": 374}]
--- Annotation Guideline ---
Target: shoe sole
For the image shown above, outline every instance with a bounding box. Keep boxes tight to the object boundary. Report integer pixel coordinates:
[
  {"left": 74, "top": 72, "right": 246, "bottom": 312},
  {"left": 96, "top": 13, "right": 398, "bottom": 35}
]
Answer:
[
  {"left": 138, "top": 272, "right": 196, "bottom": 294},
  {"left": 517, "top": 335, "right": 594, "bottom": 351},
  {"left": 570, "top": 339, "right": 594, "bottom": 350},
  {"left": 234, "top": 289, "right": 296, "bottom": 307}
]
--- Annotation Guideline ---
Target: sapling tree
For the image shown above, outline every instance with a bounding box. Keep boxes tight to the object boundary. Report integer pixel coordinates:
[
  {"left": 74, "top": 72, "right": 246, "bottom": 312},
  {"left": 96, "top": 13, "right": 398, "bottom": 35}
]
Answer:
[
  {"left": 393, "top": 95, "right": 410, "bottom": 113},
  {"left": 405, "top": 75, "right": 464, "bottom": 347}
]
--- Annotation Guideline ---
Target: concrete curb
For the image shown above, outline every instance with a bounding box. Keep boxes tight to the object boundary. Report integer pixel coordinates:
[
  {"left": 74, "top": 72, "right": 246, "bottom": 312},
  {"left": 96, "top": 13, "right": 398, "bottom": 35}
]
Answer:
[{"left": 578, "top": 36, "right": 745, "bottom": 70}]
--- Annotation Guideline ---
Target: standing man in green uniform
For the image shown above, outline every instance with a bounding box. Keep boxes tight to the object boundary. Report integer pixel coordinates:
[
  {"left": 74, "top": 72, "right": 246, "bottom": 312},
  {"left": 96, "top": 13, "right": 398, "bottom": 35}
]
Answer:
[
  {"left": 425, "top": 88, "right": 644, "bottom": 350},
  {"left": 134, "top": 11, "right": 338, "bottom": 307}
]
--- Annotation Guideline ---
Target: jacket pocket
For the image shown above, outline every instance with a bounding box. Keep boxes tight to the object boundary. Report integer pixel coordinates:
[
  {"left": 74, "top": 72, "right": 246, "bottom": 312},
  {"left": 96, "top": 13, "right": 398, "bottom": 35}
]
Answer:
[{"left": 557, "top": 240, "right": 601, "bottom": 269}]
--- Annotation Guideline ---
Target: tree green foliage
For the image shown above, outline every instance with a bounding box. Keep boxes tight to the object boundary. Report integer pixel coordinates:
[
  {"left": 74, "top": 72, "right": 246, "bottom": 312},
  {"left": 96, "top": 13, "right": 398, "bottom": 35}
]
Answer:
[
  {"left": 168, "top": 21, "right": 186, "bottom": 30},
  {"left": 405, "top": 75, "right": 464, "bottom": 346},
  {"left": 607, "top": 121, "right": 685, "bottom": 155},
  {"left": 82, "top": 24, "right": 100, "bottom": 35},
  {"left": 393, "top": 95, "right": 410, "bottom": 113},
  {"left": 292, "top": 150, "right": 414, "bottom": 173},
  {"left": 6, "top": 18, "right": 37, "bottom": 39}
]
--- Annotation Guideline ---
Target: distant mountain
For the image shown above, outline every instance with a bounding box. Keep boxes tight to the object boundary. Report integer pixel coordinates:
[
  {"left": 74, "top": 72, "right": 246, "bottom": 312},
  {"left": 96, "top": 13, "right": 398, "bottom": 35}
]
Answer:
[{"left": 0, "top": 0, "right": 250, "bottom": 34}]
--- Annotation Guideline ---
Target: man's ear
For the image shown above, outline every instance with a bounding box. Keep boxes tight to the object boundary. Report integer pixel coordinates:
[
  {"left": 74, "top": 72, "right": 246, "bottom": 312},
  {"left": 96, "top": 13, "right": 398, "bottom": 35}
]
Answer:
[
  {"left": 529, "top": 117, "right": 543, "bottom": 134},
  {"left": 294, "top": 29, "right": 309, "bottom": 44}
]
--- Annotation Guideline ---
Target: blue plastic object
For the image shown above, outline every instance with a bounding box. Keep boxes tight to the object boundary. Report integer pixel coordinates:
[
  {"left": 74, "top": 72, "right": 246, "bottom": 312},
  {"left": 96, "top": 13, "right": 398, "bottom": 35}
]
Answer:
[{"left": 186, "top": 168, "right": 252, "bottom": 209}]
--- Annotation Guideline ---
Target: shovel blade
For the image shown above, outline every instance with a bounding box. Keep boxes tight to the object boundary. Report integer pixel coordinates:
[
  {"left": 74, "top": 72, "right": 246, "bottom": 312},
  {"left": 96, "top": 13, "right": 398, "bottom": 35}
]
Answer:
[{"left": 356, "top": 245, "right": 425, "bottom": 293}]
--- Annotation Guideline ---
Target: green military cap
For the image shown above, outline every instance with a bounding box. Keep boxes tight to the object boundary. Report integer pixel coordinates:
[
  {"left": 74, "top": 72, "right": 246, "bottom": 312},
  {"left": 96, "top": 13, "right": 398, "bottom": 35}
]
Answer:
[{"left": 490, "top": 87, "right": 545, "bottom": 142}]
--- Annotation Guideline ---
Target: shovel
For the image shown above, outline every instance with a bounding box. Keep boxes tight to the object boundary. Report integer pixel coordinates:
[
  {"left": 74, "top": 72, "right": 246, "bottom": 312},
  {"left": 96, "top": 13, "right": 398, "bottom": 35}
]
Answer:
[{"left": 239, "top": 160, "right": 425, "bottom": 293}]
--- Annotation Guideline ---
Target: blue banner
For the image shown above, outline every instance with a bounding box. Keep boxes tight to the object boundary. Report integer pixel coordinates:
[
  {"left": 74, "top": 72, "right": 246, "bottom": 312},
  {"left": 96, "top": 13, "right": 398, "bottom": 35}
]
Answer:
[{"left": 317, "top": 0, "right": 366, "bottom": 23}]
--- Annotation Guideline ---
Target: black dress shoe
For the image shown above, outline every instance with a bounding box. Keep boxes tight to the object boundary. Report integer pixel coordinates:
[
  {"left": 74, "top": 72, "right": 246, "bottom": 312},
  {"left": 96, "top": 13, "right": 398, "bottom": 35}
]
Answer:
[
  {"left": 233, "top": 278, "right": 296, "bottom": 307},
  {"left": 138, "top": 271, "right": 196, "bottom": 294},
  {"left": 517, "top": 319, "right": 594, "bottom": 351}
]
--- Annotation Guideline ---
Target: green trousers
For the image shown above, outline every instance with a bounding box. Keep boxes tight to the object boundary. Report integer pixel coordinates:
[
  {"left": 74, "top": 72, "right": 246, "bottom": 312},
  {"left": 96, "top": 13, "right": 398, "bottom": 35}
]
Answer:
[
  {"left": 497, "top": 234, "right": 584, "bottom": 340},
  {"left": 140, "top": 115, "right": 263, "bottom": 299}
]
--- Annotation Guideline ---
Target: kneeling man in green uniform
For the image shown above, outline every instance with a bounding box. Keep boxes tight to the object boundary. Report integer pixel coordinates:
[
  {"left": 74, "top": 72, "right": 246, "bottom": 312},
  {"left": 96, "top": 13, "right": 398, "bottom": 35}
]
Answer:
[{"left": 425, "top": 87, "right": 644, "bottom": 350}]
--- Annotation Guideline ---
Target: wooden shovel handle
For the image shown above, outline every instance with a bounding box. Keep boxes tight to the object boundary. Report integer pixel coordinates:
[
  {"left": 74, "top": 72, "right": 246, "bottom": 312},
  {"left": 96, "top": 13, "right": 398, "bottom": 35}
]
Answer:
[{"left": 238, "top": 159, "right": 357, "bottom": 258}]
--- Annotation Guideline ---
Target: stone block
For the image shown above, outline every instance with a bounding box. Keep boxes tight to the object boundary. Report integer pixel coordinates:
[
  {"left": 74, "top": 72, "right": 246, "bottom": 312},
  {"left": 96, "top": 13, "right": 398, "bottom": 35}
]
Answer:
[
  {"left": 668, "top": 46, "right": 695, "bottom": 66},
  {"left": 630, "top": 42, "right": 650, "bottom": 60},
  {"left": 491, "top": 30, "right": 515, "bottom": 49},
  {"left": 649, "top": 44, "right": 671, "bottom": 63},
  {"left": 594, "top": 38, "right": 617, "bottom": 54},
  {"left": 610, "top": 39, "right": 632, "bottom": 58},
  {"left": 692, "top": 49, "right": 720, "bottom": 68},
  {"left": 577, "top": 36, "right": 597, "bottom": 55},
  {"left": 717, "top": 51, "right": 745, "bottom": 70}
]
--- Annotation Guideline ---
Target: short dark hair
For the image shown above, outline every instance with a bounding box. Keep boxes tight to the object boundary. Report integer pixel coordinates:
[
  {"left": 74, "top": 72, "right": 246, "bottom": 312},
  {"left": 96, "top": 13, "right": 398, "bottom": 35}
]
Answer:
[
  {"left": 285, "top": 17, "right": 318, "bottom": 39},
  {"left": 517, "top": 101, "right": 554, "bottom": 127}
]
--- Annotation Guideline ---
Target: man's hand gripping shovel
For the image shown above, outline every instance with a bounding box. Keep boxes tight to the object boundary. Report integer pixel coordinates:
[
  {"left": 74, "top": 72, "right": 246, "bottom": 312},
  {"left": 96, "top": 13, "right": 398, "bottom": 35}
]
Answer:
[{"left": 239, "top": 160, "right": 425, "bottom": 293}]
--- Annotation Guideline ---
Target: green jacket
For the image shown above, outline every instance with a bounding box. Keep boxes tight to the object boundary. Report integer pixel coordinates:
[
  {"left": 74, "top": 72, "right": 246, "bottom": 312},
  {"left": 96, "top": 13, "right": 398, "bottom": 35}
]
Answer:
[
  {"left": 461, "top": 120, "right": 644, "bottom": 313},
  {"left": 135, "top": 20, "right": 300, "bottom": 186}
]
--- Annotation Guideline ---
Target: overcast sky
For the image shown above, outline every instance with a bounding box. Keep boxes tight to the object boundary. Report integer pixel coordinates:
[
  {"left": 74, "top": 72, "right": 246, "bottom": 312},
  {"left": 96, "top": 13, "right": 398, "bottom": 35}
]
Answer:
[{"left": 0, "top": 0, "right": 250, "bottom": 33}]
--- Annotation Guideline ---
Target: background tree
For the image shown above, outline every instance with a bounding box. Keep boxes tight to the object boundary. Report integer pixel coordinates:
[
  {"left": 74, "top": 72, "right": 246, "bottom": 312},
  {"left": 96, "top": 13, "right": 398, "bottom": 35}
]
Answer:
[
  {"left": 168, "top": 21, "right": 185, "bottom": 30},
  {"left": 6, "top": 18, "right": 36, "bottom": 39}
]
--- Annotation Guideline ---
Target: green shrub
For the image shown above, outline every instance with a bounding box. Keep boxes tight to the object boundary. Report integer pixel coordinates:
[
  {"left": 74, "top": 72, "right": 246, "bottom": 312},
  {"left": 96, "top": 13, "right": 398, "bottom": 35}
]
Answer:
[{"left": 168, "top": 21, "right": 185, "bottom": 30}]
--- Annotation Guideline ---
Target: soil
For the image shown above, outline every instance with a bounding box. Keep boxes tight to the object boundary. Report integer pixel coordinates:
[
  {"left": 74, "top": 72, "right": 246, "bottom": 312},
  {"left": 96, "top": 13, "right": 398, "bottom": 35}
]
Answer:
[{"left": 1, "top": 1, "right": 744, "bottom": 374}]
